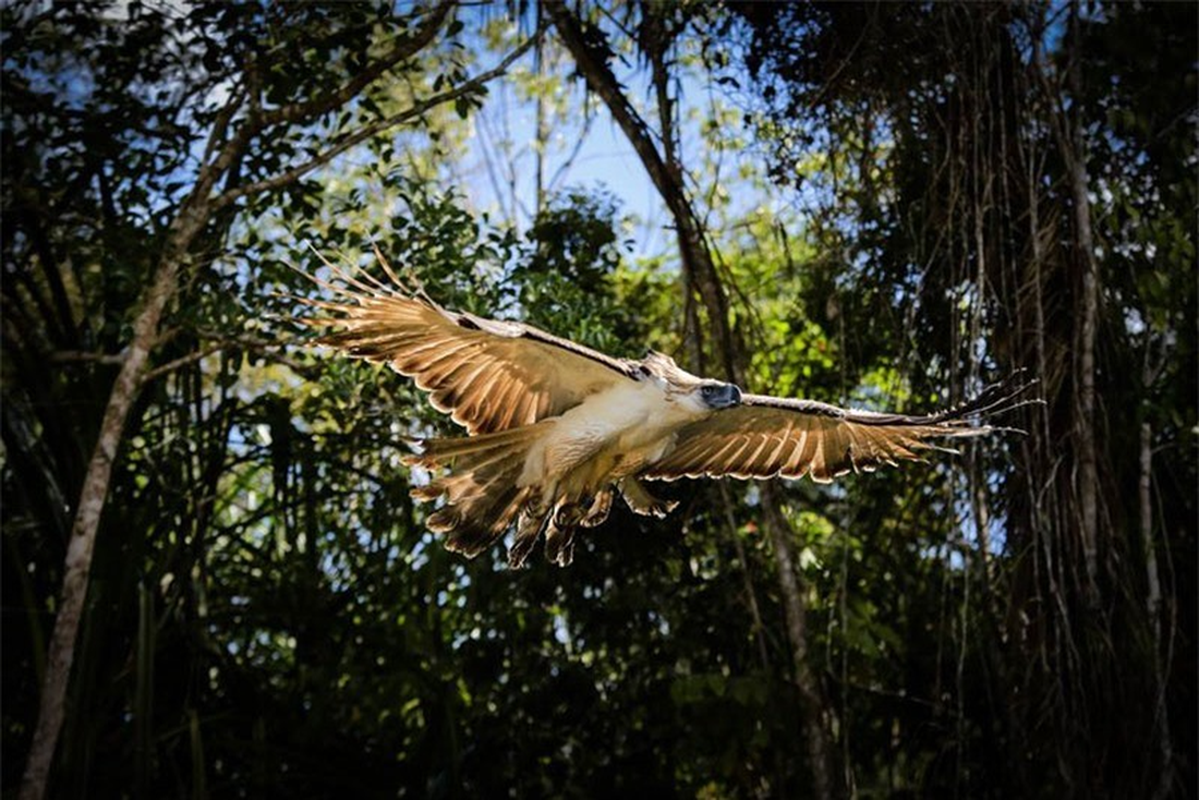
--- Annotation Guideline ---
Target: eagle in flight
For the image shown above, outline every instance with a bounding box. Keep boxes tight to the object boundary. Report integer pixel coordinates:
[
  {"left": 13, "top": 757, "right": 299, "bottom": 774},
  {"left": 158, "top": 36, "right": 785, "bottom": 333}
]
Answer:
[{"left": 296, "top": 255, "right": 1029, "bottom": 569}]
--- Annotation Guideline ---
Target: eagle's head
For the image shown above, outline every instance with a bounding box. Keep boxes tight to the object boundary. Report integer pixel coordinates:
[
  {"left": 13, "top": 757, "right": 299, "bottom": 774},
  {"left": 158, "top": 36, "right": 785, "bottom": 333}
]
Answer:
[{"left": 640, "top": 351, "right": 743, "bottom": 412}]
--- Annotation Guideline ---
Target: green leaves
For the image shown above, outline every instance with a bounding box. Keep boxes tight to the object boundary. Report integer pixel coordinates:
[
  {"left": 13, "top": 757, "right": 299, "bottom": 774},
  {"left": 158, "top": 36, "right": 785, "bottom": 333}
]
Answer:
[{"left": 4, "top": 3, "right": 1192, "bottom": 798}]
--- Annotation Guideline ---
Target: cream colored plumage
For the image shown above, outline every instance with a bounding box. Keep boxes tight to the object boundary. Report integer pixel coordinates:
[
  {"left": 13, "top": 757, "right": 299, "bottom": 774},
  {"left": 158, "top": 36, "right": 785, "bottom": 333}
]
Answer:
[{"left": 296, "top": 254, "right": 1031, "bottom": 568}]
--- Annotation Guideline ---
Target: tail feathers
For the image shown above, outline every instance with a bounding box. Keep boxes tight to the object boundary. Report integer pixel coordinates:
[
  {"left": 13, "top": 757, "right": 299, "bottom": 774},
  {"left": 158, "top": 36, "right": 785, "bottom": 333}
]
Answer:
[
  {"left": 407, "top": 424, "right": 612, "bottom": 567},
  {"left": 411, "top": 426, "right": 548, "bottom": 561},
  {"left": 509, "top": 506, "right": 551, "bottom": 569},
  {"left": 413, "top": 471, "right": 511, "bottom": 505},
  {"left": 403, "top": 424, "right": 544, "bottom": 469},
  {"left": 431, "top": 483, "right": 536, "bottom": 559}
]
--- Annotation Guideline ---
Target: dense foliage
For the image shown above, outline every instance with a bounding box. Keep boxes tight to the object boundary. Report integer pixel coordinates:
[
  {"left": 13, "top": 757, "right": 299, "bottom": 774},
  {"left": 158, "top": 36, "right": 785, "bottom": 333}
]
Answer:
[
  {"left": 728, "top": 4, "right": 1196, "bottom": 795},
  {"left": 3, "top": 2, "right": 1193, "bottom": 798}
]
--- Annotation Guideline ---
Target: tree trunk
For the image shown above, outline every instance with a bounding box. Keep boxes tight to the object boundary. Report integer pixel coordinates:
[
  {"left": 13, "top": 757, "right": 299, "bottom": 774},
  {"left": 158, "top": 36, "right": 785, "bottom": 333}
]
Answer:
[
  {"left": 18, "top": 10, "right": 470, "bottom": 793},
  {"left": 762, "top": 486, "right": 838, "bottom": 800},
  {"left": 19, "top": 200, "right": 210, "bottom": 800},
  {"left": 1139, "top": 371, "right": 1173, "bottom": 798},
  {"left": 543, "top": 6, "right": 838, "bottom": 797},
  {"left": 1064, "top": 0, "right": 1101, "bottom": 597},
  {"left": 1030, "top": 0, "right": 1101, "bottom": 599},
  {"left": 1068, "top": 154, "right": 1100, "bottom": 596},
  {"left": 542, "top": 0, "right": 740, "bottom": 382}
]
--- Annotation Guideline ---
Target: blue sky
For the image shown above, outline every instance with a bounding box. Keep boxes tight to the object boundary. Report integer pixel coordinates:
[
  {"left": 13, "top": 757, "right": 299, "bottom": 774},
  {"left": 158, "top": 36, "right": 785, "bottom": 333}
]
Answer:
[
  {"left": 447, "top": 26, "right": 765, "bottom": 261},
  {"left": 456, "top": 74, "right": 670, "bottom": 257}
]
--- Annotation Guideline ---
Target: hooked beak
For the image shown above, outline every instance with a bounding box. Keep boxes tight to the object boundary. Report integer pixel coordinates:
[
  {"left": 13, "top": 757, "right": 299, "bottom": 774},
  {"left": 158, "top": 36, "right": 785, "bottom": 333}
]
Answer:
[{"left": 702, "top": 382, "right": 743, "bottom": 409}]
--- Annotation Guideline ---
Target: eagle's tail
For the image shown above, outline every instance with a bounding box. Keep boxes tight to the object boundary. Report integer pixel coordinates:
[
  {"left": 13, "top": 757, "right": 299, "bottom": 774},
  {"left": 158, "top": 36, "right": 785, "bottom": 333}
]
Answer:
[{"left": 403, "top": 425, "right": 550, "bottom": 565}]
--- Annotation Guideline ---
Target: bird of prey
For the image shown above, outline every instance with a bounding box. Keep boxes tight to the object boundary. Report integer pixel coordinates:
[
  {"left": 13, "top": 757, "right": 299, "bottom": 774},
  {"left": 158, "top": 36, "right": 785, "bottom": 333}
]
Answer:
[{"left": 295, "top": 255, "right": 1030, "bottom": 568}]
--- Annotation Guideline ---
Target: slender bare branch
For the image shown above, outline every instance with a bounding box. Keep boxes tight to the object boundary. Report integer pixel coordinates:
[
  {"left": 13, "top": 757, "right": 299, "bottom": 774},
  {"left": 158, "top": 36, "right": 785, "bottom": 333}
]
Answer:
[
  {"left": 543, "top": 0, "right": 740, "bottom": 384},
  {"left": 212, "top": 31, "right": 540, "bottom": 211},
  {"left": 255, "top": 3, "right": 453, "bottom": 130},
  {"left": 18, "top": 8, "right": 463, "bottom": 798},
  {"left": 49, "top": 350, "right": 128, "bottom": 366}
]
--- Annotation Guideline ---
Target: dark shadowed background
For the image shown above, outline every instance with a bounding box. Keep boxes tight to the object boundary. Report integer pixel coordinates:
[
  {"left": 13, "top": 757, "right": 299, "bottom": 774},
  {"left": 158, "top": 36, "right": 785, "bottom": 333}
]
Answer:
[{"left": 3, "top": 2, "right": 1194, "bottom": 797}]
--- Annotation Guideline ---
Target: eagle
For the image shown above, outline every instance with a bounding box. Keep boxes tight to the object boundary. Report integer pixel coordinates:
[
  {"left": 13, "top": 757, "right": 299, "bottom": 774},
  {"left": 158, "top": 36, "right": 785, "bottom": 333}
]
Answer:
[{"left": 295, "top": 255, "right": 1030, "bottom": 568}]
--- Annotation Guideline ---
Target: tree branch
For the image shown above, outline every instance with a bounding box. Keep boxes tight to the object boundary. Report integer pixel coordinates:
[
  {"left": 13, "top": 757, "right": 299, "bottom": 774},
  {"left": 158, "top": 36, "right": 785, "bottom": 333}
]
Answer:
[
  {"left": 49, "top": 350, "right": 128, "bottom": 366},
  {"left": 18, "top": 9, "right": 461, "bottom": 798},
  {"left": 544, "top": 4, "right": 838, "bottom": 798},
  {"left": 142, "top": 331, "right": 316, "bottom": 382},
  {"left": 256, "top": 2, "right": 453, "bottom": 129},
  {"left": 213, "top": 29, "right": 540, "bottom": 211},
  {"left": 543, "top": 0, "right": 740, "bottom": 383}
]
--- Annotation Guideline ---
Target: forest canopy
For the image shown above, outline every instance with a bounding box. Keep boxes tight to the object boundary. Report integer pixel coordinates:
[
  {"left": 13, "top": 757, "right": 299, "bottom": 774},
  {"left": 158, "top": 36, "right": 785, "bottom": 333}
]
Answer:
[{"left": 2, "top": 2, "right": 1195, "bottom": 798}]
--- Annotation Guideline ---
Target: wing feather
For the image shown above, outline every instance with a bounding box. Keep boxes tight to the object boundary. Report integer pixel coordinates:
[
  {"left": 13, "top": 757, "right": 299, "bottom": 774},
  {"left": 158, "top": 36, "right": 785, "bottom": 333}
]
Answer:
[
  {"left": 758, "top": 422, "right": 794, "bottom": 478},
  {"left": 688, "top": 436, "right": 743, "bottom": 477},
  {"left": 453, "top": 365, "right": 507, "bottom": 423},
  {"left": 808, "top": 423, "right": 834, "bottom": 483},
  {"left": 297, "top": 266, "right": 639, "bottom": 433},
  {"left": 790, "top": 423, "right": 820, "bottom": 479},
  {"left": 428, "top": 357, "right": 491, "bottom": 411},
  {"left": 733, "top": 434, "right": 773, "bottom": 480},
  {"left": 645, "top": 377, "right": 1033, "bottom": 483},
  {"left": 781, "top": 426, "right": 810, "bottom": 477}
]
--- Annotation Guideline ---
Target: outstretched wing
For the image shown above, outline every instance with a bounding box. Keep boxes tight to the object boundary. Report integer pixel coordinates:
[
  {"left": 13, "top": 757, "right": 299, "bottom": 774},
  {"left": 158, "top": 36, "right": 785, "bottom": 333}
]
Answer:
[
  {"left": 295, "top": 261, "right": 638, "bottom": 434},
  {"left": 644, "top": 379, "right": 1032, "bottom": 483}
]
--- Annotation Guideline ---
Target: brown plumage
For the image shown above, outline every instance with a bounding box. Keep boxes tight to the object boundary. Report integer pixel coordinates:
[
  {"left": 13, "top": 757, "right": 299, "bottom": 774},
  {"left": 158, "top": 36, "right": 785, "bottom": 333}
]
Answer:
[
  {"left": 643, "top": 394, "right": 1021, "bottom": 483},
  {"left": 295, "top": 251, "right": 1035, "bottom": 568}
]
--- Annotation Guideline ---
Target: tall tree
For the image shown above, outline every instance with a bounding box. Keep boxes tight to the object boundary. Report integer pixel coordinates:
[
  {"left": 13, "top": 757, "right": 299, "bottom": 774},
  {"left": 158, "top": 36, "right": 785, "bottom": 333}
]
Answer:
[
  {"left": 543, "top": 2, "right": 840, "bottom": 796},
  {"left": 729, "top": 2, "right": 1195, "bottom": 795},
  {"left": 3, "top": 3, "right": 540, "bottom": 795}
]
